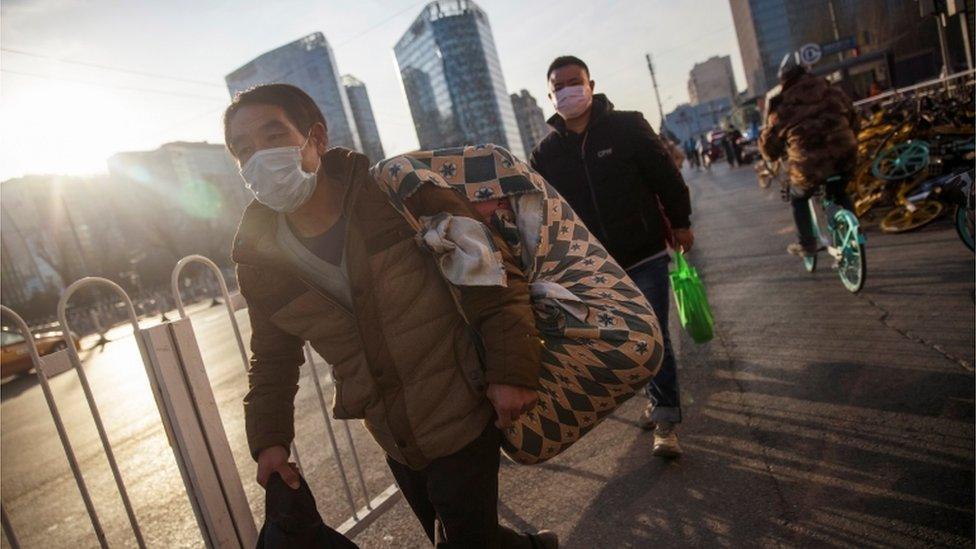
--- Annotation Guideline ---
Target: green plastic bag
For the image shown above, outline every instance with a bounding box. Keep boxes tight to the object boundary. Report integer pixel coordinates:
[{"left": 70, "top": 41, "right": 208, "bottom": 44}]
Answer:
[{"left": 669, "top": 251, "right": 714, "bottom": 344}]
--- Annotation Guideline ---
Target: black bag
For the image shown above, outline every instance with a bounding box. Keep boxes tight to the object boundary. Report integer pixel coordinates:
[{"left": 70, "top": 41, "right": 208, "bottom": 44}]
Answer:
[{"left": 256, "top": 472, "right": 359, "bottom": 549}]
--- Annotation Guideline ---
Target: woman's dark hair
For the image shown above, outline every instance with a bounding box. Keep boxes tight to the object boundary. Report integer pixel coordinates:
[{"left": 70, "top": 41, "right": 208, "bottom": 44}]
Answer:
[
  {"left": 223, "top": 83, "right": 327, "bottom": 155},
  {"left": 547, "top": 56, "right": 590, "bottom": 80}
]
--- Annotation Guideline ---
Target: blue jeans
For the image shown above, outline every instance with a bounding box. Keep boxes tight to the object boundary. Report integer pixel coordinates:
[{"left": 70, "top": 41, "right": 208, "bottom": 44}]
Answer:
[{"left": 627, "top": 254, "right": 682, "bottom": 424}]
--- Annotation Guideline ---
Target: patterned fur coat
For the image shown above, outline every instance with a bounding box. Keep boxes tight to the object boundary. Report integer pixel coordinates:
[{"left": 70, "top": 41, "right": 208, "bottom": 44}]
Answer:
[{"left": 759, "top": 72, "right": 859, "bottom": 192}]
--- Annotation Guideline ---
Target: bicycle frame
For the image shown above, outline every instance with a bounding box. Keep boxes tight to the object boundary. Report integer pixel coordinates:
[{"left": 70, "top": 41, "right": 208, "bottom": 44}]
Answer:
[{"left": 808, "top": 194, "right": 864, "bottom": 263}]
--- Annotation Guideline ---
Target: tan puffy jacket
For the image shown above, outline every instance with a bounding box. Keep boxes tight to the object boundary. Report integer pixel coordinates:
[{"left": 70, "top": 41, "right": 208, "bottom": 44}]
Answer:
[{"left": 232, "top": 148, "right": 541, "bottom": 470}]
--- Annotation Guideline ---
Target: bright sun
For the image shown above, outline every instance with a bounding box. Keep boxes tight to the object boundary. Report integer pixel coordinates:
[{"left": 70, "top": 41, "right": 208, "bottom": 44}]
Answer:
[
  {"left": 1, "top": 71, "right": 225, "bottom": 181},
  {"left": 1, "top": 76, "right": 136, "bottom": 179}
]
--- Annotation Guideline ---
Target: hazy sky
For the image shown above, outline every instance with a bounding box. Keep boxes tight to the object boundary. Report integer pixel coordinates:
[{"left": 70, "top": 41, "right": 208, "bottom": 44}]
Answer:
[{"left": 0, "top": 0, "right": 744, "bottom": 180}]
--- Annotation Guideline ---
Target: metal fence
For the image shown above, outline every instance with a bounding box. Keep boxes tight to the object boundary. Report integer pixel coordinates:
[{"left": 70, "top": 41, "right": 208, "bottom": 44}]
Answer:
[
  {"left": 1, "top": 254, "right": 400, "bottom": 547},
  {"left": 853, "top": 68, "right": 976, "bottom": 110}
]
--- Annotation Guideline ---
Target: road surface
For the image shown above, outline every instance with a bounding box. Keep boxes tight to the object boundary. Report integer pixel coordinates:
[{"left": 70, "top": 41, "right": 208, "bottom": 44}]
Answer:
[{"left": 2, "top": 162, "right": 973, "bottom": 548}]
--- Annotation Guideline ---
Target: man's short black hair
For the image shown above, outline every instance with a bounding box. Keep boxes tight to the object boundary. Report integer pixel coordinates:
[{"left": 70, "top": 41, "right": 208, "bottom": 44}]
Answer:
[
  {"left": 547, "top": 56, "right": 590, "bottom": 80},
  {"left": 223, "top": 83, "right": 327, "bottom": 156}
]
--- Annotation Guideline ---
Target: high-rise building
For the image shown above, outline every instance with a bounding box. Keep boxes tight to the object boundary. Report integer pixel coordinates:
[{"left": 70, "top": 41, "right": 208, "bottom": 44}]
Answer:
[
  {"left": 0, "top": 175, "right": 127, "bottom": 294},
  {"left": 108, "top": 142, "right": 250, "bottom": 280},
  {"left": 226, "top": 32, "right": 362, "bottom": 152},
  {"left": 109, "top": 141, "right": 251, "bottom": 216},
  {"left": 688, "top": 56, "right": 738, "bottom": 105},
  {"left": 342, "top": 75, "right": 386, "bottom": 163},
  {"left": 510, "top": 89, "right": 550, "bottom": 156},
  {"left": 729, "top": 0, "right": 966, "bottom": 98},
  {"left": 394, "top": 0, "right": 526, "bottom": 159}
]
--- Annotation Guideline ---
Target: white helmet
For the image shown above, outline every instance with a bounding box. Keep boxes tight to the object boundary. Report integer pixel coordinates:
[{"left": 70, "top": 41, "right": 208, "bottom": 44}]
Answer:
[{"left": 777, "top": 51, "right": 807, "bottom": 82}]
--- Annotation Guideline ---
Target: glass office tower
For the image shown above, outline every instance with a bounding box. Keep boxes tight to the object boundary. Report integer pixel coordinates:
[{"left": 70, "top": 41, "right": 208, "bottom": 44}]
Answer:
[
  {"left": 226, "top": 32, "right": 362, "bottom": 152},
  {"left": 342, "top": 75, "right": 386, "bottom": 163},
  {"left": 394, "top": 0, "right": 525, "bottom": 159}
]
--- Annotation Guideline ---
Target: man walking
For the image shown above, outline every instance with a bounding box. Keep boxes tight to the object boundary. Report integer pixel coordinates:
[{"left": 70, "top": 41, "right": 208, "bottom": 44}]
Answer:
[
  {"left": 529, "top": 56, "right": 693, "bottom": 458},
  {"left": 684, "top": 137, "right": 700, "bottom": 170},
  {"left": 722, "top": 133, "right": 737, "bottom": 167},
  {"left": 225, "top": 83, "right": 556, "bottom": 547}
]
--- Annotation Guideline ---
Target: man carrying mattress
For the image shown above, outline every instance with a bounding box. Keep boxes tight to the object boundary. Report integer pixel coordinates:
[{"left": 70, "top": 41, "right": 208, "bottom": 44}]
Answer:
[
  {"left": 530, "top": 56, "right": 694, "bottom": 458},
  {"left": 224, "top": 84, "right": 556, "bottom": 548}
]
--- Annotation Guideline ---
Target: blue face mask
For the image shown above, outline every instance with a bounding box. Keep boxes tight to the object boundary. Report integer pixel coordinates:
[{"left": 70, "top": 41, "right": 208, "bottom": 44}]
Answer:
[{"left": 240, "top": 135, "right": 320, "bottom": 212}]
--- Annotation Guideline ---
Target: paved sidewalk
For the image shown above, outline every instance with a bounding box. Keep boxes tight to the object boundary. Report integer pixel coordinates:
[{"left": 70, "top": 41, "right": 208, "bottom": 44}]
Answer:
[{"left": 355, "top": 163, "right": 974, "bottom": 548}]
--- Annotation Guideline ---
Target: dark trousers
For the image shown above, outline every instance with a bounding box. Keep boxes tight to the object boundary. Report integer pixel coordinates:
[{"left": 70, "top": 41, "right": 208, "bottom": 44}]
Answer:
[
  {"left": 790, "top": 178, "right": 855, "bottom": 246},
  {"left": 627, "top": 254, "right": 682, "bottom": 424},
  {"left": 386, "top": 421, "right": 535, "bottom": 548},
  {"left": 724, "top": 144, "right": 737, "bottom": 166}
]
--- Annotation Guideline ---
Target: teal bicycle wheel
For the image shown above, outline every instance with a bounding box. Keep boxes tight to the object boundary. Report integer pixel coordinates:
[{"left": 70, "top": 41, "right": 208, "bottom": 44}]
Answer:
[
  {"left": 956, "top": 204, "right": 975, "bottom": 252},
  {"left": 871, "top": 140, "right": 929, "bottom": 181},
  {"left": 833, "top": 209, "right": 866, "bottom": 293}
]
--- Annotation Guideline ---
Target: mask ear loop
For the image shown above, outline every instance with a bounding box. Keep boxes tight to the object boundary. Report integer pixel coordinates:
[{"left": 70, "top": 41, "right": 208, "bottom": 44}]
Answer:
[{"left": 300, "top": 129, "right": 323, "bottom": 176}]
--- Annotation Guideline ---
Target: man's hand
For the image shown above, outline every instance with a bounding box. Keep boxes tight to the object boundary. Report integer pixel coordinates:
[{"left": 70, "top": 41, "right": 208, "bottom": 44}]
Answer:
[
  {"left": 256, "top": 445, "right": 300, "bottom": 490},
  {"left": 674, "top": 228, "right": 695, "bottom": 253},
  {"left": 487, "top": 384, "right": 538, "bottom": 429}
]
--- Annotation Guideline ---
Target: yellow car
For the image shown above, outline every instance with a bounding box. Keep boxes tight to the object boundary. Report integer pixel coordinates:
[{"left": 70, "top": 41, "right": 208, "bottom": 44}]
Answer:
[{"left": 0, "top": 328, "right": 79, "bottom": 379}]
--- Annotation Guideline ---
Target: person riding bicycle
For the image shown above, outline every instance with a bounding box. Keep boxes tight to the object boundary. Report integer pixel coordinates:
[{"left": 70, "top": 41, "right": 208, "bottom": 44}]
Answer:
[{"left": 759, "top": 52, "right": 859, "bottom": 256}]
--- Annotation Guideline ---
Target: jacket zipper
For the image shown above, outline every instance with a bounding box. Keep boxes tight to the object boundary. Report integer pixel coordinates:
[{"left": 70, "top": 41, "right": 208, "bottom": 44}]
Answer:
[
  {"left": 296, "top": 275, "right": 355, "bottom": 319},
  {"left": 579, "top": 130, "right": 609, "bottom": 241}
]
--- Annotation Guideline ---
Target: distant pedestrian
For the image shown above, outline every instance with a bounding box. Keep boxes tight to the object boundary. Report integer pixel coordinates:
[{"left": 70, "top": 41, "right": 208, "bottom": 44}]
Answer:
[
  {"left": 698, "top": 134, "right": 711, "bottom": 170},
  {"left": 722, "top": 134, "right": 737, "bottom": 167},
  {"left": 868, "top": 79, "right": 883, "bottom": 97},
  {"left": 667, "top": 139, "right": 685, "bottom": 170},
  {"left": 728, "top": 125, "right": 744, "bottom": 165},
  {"left": 530, "top": 55, "right": 693, "bottom": 459},
  {"left": 684, "top": 138, "right": 700, "bottom": 170}
]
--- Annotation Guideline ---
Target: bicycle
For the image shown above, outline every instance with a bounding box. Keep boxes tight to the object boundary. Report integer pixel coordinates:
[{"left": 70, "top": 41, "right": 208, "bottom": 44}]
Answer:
[
  {"left": 954, "top": 169, "right": 975, "bottom": 252},
  {"left": 783, "top": 175, "right": 867, "bottom": 293}
]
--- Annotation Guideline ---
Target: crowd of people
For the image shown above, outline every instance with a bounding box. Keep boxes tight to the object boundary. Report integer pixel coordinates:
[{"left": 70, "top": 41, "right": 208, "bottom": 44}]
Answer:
[
  {"left": 223, "top": 47, "right": 858, "bottom": 547},
  {"left": 678, "top": 126, "right": 748, "bottom": 171}
]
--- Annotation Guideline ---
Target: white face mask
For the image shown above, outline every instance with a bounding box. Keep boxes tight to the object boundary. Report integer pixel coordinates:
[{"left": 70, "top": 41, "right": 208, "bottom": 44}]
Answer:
[
  {"left": 240, "top": 135, "right": 320, "bottom": 213},
  {"left": 552, "top": 84, "right": 593, "bottom": 120}
]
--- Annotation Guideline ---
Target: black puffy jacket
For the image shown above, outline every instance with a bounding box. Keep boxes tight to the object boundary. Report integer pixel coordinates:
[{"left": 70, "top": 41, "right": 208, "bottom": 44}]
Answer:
[{"left": 529, "top": 94, "right": 691, "bottom": 269}]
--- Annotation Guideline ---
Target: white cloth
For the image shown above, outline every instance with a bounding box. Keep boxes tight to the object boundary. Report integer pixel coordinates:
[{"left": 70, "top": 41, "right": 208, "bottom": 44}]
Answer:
[{"left": 418, "top": 213, "right": 507, "bottom": 287}]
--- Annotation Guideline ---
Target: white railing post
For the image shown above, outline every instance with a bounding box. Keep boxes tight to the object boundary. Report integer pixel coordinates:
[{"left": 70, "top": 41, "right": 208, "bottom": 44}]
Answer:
[
  {"left": 169, "top": 255, "right": 401, "bottom": 539},
  {"left": 139, "top": 319, "right": 256, "bottom": 548},
  {"left": 171, "top": 255, "right": 248, "bottom": 368},
  {"left": 303, "top": 344, "right": 359, "bottom": 519},
  {"left": 57, "top": 279, "right": 156, "bottom": 548},
  {"left": 171, "top": 255, "right": 305, "bottom": 472},
  {"left": 0, "top": 305, "right": 109, "bottom": 548}
]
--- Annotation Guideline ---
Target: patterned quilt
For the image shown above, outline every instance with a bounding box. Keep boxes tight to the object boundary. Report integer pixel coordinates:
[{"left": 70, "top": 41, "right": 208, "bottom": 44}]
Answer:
[{"left": 371, "top": 144, "right": 664, "bottom": 464}]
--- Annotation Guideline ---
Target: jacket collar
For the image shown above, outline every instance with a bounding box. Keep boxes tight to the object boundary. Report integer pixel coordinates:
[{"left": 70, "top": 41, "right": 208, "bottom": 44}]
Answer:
[
  {"left": 546, "top": 93, "right": 614, "bottom": 136},
  {"left": 232, "top": 147, "right": 362, "bottom": 268}
]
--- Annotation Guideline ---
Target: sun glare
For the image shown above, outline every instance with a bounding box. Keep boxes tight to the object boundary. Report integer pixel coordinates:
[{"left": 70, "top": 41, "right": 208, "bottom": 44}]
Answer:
[{"left": 1, "top": 76, "right": 136, "bottom": 179}]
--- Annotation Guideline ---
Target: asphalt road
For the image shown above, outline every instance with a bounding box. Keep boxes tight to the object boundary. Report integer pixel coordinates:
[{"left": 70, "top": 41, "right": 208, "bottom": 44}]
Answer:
[
  {"left": 2, "top": 162, "right": 973, "bottom": 548},
  {"left": 357, "top": 162, "right": 975, "bottom": 548}
]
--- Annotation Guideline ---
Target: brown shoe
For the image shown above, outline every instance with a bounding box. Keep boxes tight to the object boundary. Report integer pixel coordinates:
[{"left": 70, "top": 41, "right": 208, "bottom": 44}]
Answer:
[
  {"left": 652, "top": 421, "right": 682, "bottom": 458},
  {"left": 531, "top": 530, "right": 559, "bottom": 549},
  {"left": 787, "top": 241, "right": 820, "bottom": 257}
]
